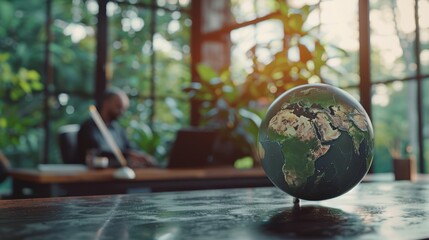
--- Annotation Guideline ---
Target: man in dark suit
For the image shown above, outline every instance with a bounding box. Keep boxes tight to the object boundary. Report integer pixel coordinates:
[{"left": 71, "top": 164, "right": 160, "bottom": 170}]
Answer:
[{"left": 76, "top": 87, "right": 156, "bottom": 168}]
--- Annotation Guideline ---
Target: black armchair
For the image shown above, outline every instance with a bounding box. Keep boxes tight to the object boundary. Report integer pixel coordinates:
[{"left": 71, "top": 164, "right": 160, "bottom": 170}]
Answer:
[{"left": 57, "top": 124, "right": 80, "bottom": 164}]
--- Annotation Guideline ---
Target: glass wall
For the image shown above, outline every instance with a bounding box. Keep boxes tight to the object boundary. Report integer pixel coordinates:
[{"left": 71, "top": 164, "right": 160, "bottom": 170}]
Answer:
[
  {"left": 108, "top": 0, "right": 191, "bottom": 163},
  {"left": 318, "top": 0, "right": 360, "bottom": 89},
  {"left": 49, "top": 1, "right": 98, "bottom": 163},
  {"left": 199, "top": 0, "right": 428, "bottom": 173},
  {"left": 286, "top": 0, "right": 429, "bottom": 173},
  {"left": 369, "top": 0, "right": 428, "bottom": 172},
  {"left": 421, "top": 1, "right": 429, "bottom": 75},
  {"left": 0, "top": 1, "right": 46, "bottom": 167},
  {"left": 0, "top": 0, "right": 191, "bottom": 167},
  {"left": 371, "top": 81, "right": 419, "bottom": 172},
  {"left": 420, "top": 0, "right": 429, "bottom": 173},
  {"left": 1, "top": 0, "right": 429, "bottom": 174},
  {"left": 424, "top": 78, "right": 429, "bottom": 172},
  {"left": 0, "top": 1, "right": 97, "bottom": 166}
]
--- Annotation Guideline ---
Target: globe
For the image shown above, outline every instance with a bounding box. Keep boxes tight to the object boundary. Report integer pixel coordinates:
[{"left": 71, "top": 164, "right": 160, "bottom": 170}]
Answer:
[{"left": 258, "top": 83, "right": 374, "bottom": 201}]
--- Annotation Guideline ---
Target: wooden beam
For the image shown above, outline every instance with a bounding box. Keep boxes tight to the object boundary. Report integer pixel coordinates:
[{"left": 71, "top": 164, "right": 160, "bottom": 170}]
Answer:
[
  {"left": 94, "top": 0, "right": 108, "bottom": 107},
  {"left": 359, "top": 0, "right": 372, "bottom": 120},
  {"left": 414, "top": 0, "right": 424, "bottom": 173},
  {"left": 43, "top": 0, "right": 53, "bottom": 164},
  {"left": 190, "top": 0, "right": 202, "bottom": 126}
]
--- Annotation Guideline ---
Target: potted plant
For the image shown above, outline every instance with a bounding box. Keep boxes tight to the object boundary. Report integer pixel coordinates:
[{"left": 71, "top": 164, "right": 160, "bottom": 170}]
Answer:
[
  {"left": 184, "top": 64, "right": 262, "bottom": 166},
  {"left": 185, "top": 1, "right": 333, "bottom": 167},
  {"left": 390, "top": 140, "right": 416, "bottom": 181}
]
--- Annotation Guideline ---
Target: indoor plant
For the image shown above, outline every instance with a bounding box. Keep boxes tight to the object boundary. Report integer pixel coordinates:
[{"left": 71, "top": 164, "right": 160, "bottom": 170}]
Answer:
[{"left": 185, "top": 1, "right": 333, "bottom": 166}]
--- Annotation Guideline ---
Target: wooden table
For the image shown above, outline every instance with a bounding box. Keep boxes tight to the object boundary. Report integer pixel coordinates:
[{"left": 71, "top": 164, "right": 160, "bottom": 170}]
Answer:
[
  {"left": 1, "top": 181, "right": 429, "bottom": 239},
  {"left": 9, "top": 166, "right": 272, "bottom": 198}
]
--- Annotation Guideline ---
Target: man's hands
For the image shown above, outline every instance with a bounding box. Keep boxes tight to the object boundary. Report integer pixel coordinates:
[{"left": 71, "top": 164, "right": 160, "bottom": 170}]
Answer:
[{"left": 126, "top": 150, "right": 157, "bottom": 168}]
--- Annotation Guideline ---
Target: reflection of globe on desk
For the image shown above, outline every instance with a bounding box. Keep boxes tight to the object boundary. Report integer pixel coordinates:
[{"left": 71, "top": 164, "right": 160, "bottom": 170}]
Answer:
[{"left": 258, "top": 83, "right": 374, "bottom": 200}]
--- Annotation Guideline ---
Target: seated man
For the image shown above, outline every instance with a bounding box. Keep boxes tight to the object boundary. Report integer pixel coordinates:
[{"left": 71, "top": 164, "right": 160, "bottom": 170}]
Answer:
[{"left": 76, "top": 87, "right": 156, "bottom": 168}]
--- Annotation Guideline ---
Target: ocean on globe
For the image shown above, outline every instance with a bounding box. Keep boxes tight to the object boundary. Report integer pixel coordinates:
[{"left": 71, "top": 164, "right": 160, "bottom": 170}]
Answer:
[{"left": 258, "top": 83, "right": 374, "bottom": 201}]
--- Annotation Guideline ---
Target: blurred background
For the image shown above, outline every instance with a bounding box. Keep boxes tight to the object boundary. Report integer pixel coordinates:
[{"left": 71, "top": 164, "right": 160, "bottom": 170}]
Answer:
[{"left": 1, "top": 0, "right": 429, "bottom": 190}]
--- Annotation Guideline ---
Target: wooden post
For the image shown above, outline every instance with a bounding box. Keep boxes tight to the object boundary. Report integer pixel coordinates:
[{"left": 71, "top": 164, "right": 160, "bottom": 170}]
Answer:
[{"left": 94, "top": 0, "right": 108, "bottom": 107}]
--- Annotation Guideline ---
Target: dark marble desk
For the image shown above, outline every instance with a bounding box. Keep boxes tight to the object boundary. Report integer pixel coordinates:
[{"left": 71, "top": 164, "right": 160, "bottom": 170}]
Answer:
[{"left": 1, "top": 182, "right": 429, "bottom": 239}]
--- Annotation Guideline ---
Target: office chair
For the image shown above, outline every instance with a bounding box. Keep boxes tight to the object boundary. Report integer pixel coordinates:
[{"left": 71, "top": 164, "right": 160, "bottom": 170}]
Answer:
[
  {"left": 57, "top": 124, "right": 80, "bottom": 164},
  {"left": 0, "top": 151, "right": 10, "bottom": 183}
]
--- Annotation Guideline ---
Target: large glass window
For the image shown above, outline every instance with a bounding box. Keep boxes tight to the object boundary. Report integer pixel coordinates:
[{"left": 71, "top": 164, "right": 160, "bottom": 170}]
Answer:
[
  {"left": 372, "top": 81, "right": 419, "bottom": 172},
  {"left": 0, "top": 1, "right": 97, "bottom": 166},
  {"left": 0, "top": 0, "right": 191, "bottom": 167},
  {"left": 49, "top": 1, "right": 97, "bottom": 163},
  {"left": 424, "top": 78, "right": 429, "bottom": 172},
  {"left": 319, "top": 0, "right": 360, "bottom": 89},
  {"left": 0, "top": 1, "right": 45, "bottom": 167},
  {"left": 421, "top": 1, "right": 429, "bottom": 75},
  {"left": 370, "top": 0, "right": 416, "bottom": 82},
  {"left": 2, "top": 0, "right": 429, "bottom": 174},
  {"left": 369, "top": 0, "right": 428, "bottom": 172},
  {"left": 107, "top": 0, "right": 191, "bottom": 163},
  {"left": 198, "top": 0, "right": 429, "bottom": 173}
]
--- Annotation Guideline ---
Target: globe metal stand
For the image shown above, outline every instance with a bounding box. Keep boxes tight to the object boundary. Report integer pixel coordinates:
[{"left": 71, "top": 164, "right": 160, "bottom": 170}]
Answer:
[{"left": 293, "top": 197, "right": 300, "bottom": 207}]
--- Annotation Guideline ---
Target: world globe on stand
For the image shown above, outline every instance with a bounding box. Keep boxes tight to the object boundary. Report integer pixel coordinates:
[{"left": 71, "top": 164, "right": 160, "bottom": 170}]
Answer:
[{"left": 258, "top": 83, "right": 374, "bottom": 201}]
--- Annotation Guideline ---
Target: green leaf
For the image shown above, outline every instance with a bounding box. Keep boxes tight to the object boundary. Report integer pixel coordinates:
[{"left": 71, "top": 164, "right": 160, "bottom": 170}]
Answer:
[
  {"left": 234, "top": 156, "right": 253, "bottom": 169},
  {"left": 314, "top": 41, "right": 327, "bottom": 60},
  {"left": 313, "top": 41, "right": 327, "bottom": 72},
  {"left": 287, "top": 13, "right": 304, "bottom": 34},
  {"left": 31, "top": 81, "right": 43, "bottom": 91},
  {"left": 1, "top": 64, "right": 13, "bottom": 82},
  {"left": 27, "top": 70, "right": 41, "bottom": 81},
  {"left": 222, "top": 85, "right": 238, "bottom": 104},
  {"left": 10, "top": 89, "right": 20, "bottom": 101},
  {"left": 300, "top": 5, "right": 311, "bottom": 19},
  {"left": 0, "top": 53, "right": 10, "bottom": 62},
  {"left": 299, "top": 4, "right": 318, "bottom": 21},
  {"left": 276, "top": 0, "right": 290, "bottom": 16},
  {"left": 196, "top": 64, "right": 218, "bottom": 81},
  {"left": 0, "top": 118, "right": 7, "bottom": 128}
]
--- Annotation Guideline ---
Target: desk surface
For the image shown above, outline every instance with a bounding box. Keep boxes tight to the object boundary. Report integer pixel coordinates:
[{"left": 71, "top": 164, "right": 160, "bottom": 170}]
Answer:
[
  {"left": 9, "top": 166, "right": 267, "bottom": 183},
  {"left": 9, "top": 166, "right": 272, "bottom": 198},
  {"left": 1, "top": 182, "right": 429, "bottom": 239}
]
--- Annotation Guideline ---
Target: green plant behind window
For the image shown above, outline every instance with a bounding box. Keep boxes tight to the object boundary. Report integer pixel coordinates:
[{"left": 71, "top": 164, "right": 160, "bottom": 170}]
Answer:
[
  {"left": 185, "top": 1, "right": 336, "bottom": 166},
  {"left": 0, "top": 53, "right": 42, "bottom": 167}
]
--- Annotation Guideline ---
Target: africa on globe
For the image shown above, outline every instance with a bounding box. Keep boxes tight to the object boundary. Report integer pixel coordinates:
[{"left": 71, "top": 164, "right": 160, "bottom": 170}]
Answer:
[{"left": 258, "top": 83, "right": 374, "bottom": 201}]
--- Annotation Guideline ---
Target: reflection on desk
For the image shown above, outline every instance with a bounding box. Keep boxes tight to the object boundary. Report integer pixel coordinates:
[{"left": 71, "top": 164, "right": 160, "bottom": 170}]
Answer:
[
  {"left": 362, "top": 173, "right": 429, "bottom": 182},
  {"left": 1, "top": 182, "right": 429, "bottom": 239},
  {"left": 9, "top": 166, "right": 272, "bottom": 198}
]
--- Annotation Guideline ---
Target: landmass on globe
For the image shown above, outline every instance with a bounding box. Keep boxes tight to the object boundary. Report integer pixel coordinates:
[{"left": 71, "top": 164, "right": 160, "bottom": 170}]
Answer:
[{"left": 259, "top": 85, "right": 374, "bottom": 200}]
